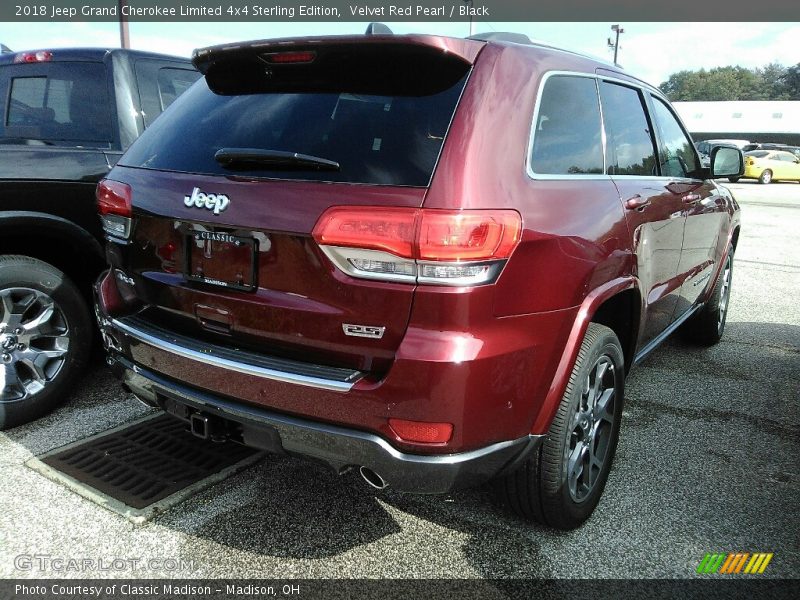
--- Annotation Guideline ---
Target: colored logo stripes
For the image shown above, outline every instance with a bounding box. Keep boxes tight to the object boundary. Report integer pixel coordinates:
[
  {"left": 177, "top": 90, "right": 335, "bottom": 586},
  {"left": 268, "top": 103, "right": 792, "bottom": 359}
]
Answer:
[{"left": 697, "top": 552, "right": 773, "bottom": 574}]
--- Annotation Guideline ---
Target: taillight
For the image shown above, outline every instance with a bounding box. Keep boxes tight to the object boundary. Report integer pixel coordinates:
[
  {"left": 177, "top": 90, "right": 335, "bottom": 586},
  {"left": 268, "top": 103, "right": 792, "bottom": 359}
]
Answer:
[
  {"left": 14, "top": 51, "right": 53, "bottom": 63},
  {"left": 389, "top": 418, "right": 453, "bottom": 444},
  {"left": 312, "top": 207, "right": 521, "bottom": 286},
  {"left": 97, "top": 179, "right": 133, "bottom": 239},
  {"left": 313, "top": 207, "right": 416, "bottom": 258},
  {"left": 417, "top": 210, "right": 520, "bottom": 261}
]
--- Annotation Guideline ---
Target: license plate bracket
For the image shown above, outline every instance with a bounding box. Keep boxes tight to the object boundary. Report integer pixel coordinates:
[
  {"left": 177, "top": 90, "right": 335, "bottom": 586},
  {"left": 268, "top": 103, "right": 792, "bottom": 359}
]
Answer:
[{"left": 184, "top": 231, "right": 257, "bottom": 292}]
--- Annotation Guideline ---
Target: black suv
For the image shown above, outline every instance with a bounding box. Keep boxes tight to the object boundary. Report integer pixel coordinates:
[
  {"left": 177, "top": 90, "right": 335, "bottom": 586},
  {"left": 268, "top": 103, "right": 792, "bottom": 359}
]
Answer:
[{"left": 0, "top": 48, "right": 198, "bottom": 428}]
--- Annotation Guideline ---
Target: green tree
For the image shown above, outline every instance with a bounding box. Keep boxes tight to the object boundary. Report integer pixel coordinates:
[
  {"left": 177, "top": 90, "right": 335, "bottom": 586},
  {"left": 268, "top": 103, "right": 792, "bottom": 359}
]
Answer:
[
  {"left": 781, "top": 63, "right": 800, "bottom": 100},
  {"left": 659, "top": 63, "right": 798, "bottom": 101}
]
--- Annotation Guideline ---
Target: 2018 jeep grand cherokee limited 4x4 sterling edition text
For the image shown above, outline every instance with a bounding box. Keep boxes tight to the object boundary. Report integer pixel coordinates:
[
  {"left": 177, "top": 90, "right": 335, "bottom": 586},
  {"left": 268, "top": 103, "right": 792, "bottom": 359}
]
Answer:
[{"left": 94, "top": 32, "right": 743, "bottom": 529}]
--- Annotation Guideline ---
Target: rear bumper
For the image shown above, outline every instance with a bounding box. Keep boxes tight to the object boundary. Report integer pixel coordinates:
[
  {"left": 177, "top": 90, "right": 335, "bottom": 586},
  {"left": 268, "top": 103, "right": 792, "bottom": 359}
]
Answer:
[{"left": 107, "top": 354, "right": 542, "bottom": 494}]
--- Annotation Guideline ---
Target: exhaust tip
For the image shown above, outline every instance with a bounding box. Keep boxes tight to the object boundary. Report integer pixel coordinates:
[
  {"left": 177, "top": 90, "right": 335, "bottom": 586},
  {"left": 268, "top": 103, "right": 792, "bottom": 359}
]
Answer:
[{"left": 359, "top": 466, "right": 388, "bottom": 490}]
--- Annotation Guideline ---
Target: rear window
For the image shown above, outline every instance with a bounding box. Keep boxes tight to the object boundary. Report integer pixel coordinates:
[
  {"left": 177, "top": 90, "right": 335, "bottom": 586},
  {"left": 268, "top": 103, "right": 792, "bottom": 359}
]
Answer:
[
  {"left": 2, "top": 62, "right": 111, "bottom": 144},
  {"left": 119, "top": 74, "right": 468, "bottom": 186},
  {"left": 746, "top": 151, "right": 770, "bottom": 158}
]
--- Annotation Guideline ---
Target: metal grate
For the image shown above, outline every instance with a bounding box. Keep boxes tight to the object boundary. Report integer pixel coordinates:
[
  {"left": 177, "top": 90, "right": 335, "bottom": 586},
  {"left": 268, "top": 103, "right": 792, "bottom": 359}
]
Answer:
[{"left": 41, "top": 415, "right": 258, "bottom": 509}]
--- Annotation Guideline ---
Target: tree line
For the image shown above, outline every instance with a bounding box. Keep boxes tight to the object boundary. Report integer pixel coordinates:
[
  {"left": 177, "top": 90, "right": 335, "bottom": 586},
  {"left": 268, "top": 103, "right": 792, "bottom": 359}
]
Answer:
[{"left": 659, "top": 63, "right": 800, "bottom": 101}]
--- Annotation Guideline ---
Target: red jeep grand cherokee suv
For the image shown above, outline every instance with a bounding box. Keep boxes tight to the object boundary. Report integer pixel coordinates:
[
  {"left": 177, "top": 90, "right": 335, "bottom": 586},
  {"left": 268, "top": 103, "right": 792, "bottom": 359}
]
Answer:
[{"left": 94, "top": 32, "right": 742, "bottom": 529}]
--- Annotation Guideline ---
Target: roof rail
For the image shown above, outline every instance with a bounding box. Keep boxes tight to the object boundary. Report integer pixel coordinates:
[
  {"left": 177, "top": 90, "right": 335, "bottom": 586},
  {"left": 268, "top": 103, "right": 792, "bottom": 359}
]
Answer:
[
  {"left": 365, "top": 22, "right": 393, "bottom": 35},
  {"left": 467, "top": 32, "right": 532, "bottom": 45}
]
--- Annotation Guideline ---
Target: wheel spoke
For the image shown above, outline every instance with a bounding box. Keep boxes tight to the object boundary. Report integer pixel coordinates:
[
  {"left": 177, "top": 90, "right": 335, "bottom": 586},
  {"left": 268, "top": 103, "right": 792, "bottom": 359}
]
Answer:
[
  {"left": 592, "top": 360, "right": 608, "bottom": 402},
  {"left": 594, "top": 388, "right": 615, "bottom": 425},
  {"left": 589, "top": 450, "right": 604, "bottom": 487},
  {"left": 0, "top": 292, "right": 15, "bottom": 325},
  {"left": 21, "top": 302, "right": 58, "bottom": 340},
  {"left": 17, "top": 347, "right": 67, "bottom": 382},
  {"left": 568, "top": 443, "right": 587, "bottom": 494},
  {"left": 1, "top": 291, "right": 36, "bottom": 329},
  {"left": 1, "top": 363, "right": 26, "bottom": 401}
]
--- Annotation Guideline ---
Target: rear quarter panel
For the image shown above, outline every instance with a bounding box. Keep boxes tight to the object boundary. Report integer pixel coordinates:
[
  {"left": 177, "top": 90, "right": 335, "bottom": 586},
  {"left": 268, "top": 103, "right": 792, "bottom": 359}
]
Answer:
[{"left": 424, "top": 44, "right": 635, "bottom": 434}]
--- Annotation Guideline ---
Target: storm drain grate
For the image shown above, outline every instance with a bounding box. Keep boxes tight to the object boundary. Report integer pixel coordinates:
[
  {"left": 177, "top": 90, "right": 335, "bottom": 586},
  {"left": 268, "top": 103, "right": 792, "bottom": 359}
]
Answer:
[{"left": 39, "top": 414, "right": 259, "bottom": 510}]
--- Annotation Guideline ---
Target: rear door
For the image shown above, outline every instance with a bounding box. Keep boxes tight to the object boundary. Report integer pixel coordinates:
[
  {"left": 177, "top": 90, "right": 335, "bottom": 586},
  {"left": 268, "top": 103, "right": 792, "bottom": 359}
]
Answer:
[{"left": 111, "top": 40, "right": 479, "bottom": 375}]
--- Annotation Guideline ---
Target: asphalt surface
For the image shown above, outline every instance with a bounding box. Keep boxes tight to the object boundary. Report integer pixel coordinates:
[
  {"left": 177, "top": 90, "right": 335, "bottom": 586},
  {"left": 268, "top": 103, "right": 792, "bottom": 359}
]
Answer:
[{"left": 1, "top": 181, "right": 798, "bottom": 580}]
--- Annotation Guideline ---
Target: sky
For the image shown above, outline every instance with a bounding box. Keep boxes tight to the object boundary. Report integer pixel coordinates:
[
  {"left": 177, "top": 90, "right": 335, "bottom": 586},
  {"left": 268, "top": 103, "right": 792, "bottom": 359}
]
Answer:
[{"left": 1, "top": 21, "right": 799, "bottom": 88}]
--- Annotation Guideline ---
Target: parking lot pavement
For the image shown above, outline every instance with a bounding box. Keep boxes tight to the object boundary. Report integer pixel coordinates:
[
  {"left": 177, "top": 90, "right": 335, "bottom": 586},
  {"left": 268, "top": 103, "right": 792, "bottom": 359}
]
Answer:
[{"left": 1, "top": 183, "right": 798, "bottom": 580}]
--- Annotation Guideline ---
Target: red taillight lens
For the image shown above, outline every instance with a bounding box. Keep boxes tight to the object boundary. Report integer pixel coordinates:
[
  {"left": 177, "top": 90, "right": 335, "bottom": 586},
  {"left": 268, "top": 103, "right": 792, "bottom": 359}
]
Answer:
[
  {"left": 389, "top": 419, "right": 453, "bottom": 444},
  {"left": 14, "top": 51, "right": 53, "bottom": 63},
  {"left": 262, "top": 51, "right": 316, "bottom": 64},
  {"left": 312, "top": 207, "right": 417, "bottom": 258},
  {"left": 312, "top": 207, "right": 521, "bottom": 262},
  {"left": 417, "top": 210, "right": 521, "bottom": 261},
  {"left": 97, "top": 179, "right": 132, "bottom": 217}
]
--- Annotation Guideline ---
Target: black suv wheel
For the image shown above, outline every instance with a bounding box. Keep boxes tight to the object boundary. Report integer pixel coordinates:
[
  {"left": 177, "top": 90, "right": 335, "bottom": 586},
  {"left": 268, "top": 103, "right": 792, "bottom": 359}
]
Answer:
[{"left": 0, "top": 256, "right": 91, "bottom": 429}]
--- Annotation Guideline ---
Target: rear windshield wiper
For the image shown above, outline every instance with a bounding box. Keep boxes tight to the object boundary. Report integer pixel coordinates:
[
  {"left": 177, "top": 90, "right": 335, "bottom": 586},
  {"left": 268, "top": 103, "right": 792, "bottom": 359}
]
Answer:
[{"left": 214, "top": 148, "right": 340, "bottom": 171}]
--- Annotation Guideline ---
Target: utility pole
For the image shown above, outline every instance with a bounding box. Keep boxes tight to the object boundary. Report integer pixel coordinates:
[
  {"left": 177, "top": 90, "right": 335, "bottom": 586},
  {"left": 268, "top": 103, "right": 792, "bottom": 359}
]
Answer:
[
  {"left": 462, "top": 0, "right": 475, "bottom": 37},
  {"left": 118, "top": 0, "right": 130, "bottom": 49},
  {"left": 608, "top": 24, "right": 624, "bottom": 65}
]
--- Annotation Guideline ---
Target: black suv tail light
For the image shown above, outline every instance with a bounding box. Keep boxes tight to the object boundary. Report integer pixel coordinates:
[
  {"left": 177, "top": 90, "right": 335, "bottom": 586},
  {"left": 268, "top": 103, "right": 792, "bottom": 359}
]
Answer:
[{"left": 97, "top": 179, "right": 133, "bottom": 239}]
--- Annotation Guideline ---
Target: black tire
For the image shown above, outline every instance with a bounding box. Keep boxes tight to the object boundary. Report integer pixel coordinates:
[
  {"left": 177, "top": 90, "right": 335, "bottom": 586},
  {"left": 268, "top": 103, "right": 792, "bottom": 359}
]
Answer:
[
  {"left": 681, "top": 252, "right": 733, "bottom": 346},
  {"left": 0, "top": 255, "right": 91, "bottom": 429},
  {"left": 758, "top": 170, "right": 772, "bottom": 184},
  {"left": 495, "top": 323, "right": 624, "bottom": 529},
  {"left": 727, "top": 177, "right": 740, "bottom": 183}
]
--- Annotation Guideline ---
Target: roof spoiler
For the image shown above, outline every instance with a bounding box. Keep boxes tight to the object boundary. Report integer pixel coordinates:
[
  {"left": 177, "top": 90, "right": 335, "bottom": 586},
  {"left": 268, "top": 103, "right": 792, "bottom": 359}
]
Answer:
[{"left": 193, "top": 37, "right": 477, "bottom": 97}]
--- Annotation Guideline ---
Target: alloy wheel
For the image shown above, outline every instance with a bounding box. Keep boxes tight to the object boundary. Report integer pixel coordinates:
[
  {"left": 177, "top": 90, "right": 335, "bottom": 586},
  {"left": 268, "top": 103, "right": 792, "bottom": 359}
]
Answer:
[
  {"left": 717, "top": 257, "right": 732, "bottom": 333},
  {"left": 0, "top": 287, "right": 70, "bottom": 403},
  {"left": 566, "top": 355, "right": 618, "bottom": 502}
]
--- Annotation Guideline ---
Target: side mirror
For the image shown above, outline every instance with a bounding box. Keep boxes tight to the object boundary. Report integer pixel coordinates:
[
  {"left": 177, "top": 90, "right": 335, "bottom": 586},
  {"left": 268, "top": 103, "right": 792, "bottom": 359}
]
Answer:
[{"left": 710, "top": 145, "right": 744, "bottom": 178}]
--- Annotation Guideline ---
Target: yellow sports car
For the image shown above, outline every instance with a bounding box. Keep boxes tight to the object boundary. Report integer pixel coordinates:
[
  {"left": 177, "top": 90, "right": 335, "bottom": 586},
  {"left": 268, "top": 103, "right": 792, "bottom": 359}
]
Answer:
[{"left": 732, "top": 150, "right": 800, "bottom": 184}]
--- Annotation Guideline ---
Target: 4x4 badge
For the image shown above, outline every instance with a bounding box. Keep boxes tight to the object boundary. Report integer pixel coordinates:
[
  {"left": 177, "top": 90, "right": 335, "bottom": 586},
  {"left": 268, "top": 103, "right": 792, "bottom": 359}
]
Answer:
[{"left": 184, "top": 187, "right": 230, "bottom": 215}]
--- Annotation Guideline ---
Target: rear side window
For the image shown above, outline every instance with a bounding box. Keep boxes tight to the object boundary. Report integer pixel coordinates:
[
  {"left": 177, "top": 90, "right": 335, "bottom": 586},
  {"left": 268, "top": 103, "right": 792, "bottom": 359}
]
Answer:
[
  {"left": 530, "top": 75, "right": 604, "bottom": 175},
  {"left": 3, "top": 62, "right": 111, "bottom": 144},
  {"left": 599, "top": 81, "right": 657, "bottom": 176},
  {"left": 649, "top": 97, "right": 700, "bottom": 178},
  {"left": 157, "top": 68, "right": 199, "bottom": 110},
  {"left": 134, "top": 59, "right": 199, "bottom": 128},
  {"left": 120, "top": 74, "right": 467, "bottom": 186}
]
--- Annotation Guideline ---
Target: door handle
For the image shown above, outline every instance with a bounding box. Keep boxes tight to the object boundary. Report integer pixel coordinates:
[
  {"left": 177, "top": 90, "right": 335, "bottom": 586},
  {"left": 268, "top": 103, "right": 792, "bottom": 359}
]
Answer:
[{"left": 625, "top": 195, "right": 651, "bottom": 210}]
